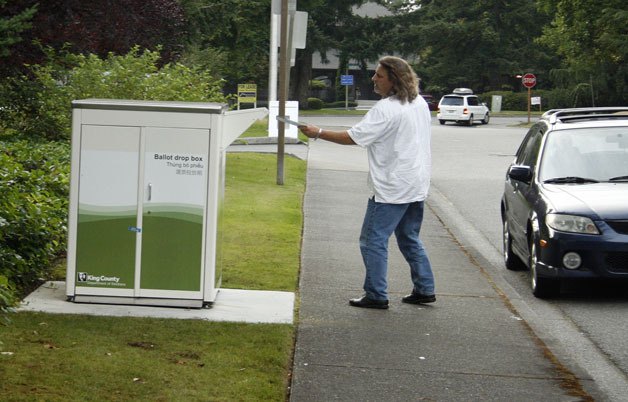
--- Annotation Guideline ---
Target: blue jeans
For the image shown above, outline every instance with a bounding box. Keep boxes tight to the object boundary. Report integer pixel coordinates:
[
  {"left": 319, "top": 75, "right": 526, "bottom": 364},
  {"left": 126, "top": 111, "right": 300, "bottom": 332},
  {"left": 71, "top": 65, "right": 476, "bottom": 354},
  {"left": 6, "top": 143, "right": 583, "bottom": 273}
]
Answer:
[{"left": 359, "top": 198, "right": 435, "bottom": 301}]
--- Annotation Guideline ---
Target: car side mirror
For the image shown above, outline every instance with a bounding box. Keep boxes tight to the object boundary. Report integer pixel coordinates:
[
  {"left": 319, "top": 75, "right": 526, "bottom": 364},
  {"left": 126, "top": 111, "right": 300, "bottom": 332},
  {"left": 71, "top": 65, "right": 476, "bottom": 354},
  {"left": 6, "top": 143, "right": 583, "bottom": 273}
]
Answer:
[{"left": 508, "top": 165, "right": 533, "bottom": 183}]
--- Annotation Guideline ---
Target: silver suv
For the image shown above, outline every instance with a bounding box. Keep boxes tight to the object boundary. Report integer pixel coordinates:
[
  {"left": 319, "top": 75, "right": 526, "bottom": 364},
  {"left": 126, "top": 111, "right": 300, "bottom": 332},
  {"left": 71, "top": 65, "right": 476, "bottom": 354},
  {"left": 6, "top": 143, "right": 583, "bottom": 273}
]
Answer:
[{"left": 437, "top": 88, "right": 490, "bottom": 126}]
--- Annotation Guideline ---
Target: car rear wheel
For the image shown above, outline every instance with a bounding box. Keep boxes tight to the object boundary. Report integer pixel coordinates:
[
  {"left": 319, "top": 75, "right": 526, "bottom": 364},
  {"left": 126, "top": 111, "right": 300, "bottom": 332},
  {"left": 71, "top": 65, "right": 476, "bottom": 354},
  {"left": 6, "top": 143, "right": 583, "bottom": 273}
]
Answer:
[
  {"left": 467, "top": 115, "right": 474, "bottom": 126},
  {"left": 502, "top": 219, "right": 524, "bottom": 270},
  {"left": 482, "top": 113, "right": 490, "bottom": 124},
  {"left": 439, "top": 120, "right": 446, "bottom": 125},
  {"left": 529, "top": 239, "right": 560, "bottom": 298}
]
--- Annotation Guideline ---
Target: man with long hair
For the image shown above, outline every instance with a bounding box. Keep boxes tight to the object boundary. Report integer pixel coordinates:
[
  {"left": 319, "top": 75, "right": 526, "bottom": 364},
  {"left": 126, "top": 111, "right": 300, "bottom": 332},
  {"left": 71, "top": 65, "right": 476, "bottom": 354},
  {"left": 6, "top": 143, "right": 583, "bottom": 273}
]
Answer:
[{"left": 299, "top": 56, "right": 435, "bottom": 309}]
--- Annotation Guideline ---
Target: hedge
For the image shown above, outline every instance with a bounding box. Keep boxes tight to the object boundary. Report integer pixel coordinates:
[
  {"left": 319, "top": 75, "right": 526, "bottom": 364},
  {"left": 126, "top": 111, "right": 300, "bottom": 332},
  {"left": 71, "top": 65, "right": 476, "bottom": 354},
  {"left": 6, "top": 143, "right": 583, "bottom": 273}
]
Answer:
[
  {"left": 1, "top": 274, "right": 17, "bottom": 325},
  {"left": 307, "top": 97, "right": 324, "bottom": 110},
  {"left": 479, "top": 89, "right": 595, "bottom": 111},
  {"left": 0, "top": 139, "right": 70, "bottom": 294},
  {"left": 0, "top": 46, "right": 229, "bottom": 141}
]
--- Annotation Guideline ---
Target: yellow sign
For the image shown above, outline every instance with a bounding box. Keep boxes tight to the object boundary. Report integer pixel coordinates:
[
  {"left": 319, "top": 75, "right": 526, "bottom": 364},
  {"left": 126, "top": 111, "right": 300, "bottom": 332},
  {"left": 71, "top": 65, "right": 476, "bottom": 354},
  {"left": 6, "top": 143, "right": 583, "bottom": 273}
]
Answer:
[{"left": 237, "top": 84, "right": 257, "bottom": 103}]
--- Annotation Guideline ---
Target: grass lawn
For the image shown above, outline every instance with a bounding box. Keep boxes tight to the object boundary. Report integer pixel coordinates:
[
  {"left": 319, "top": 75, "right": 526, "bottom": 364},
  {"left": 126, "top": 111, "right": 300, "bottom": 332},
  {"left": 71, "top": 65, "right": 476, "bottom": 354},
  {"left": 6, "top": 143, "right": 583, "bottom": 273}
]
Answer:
[
  {"left": 237, "top": 118, "right": 271, "bottom": 137},
  {"left": 1, "top": 152, "right": 306, "bottom": 401},
  {"left": 240, "top": 118, "right": 309, "bottom": 142},
  {"left": 222, "top": 153, "right": 306, "bottom": 291},
  {"left": 1, "top": 314, "right": 294, "bottom": 401}
]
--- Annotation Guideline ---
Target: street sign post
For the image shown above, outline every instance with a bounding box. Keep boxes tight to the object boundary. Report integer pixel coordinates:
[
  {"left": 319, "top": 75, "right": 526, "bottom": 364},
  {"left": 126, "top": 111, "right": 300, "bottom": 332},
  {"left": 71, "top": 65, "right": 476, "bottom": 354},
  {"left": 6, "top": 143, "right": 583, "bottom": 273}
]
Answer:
[
  {"left": 531, "top": 96, "right": 542, "bottom": 113},
  {"left": 522, "top": 73, "right": 536, "bottom": 88},
  {"left": 237, "top": 83, "right": 257, "bottom": 110},
  {"left": 340, "top": 75, "right": 354, "bottom": 85},
  {"left": 340, "top": 75, "right": 354, "bottom": 110},
  {"left": 521, "top": 73, "right": 536, "bottom": 123}
]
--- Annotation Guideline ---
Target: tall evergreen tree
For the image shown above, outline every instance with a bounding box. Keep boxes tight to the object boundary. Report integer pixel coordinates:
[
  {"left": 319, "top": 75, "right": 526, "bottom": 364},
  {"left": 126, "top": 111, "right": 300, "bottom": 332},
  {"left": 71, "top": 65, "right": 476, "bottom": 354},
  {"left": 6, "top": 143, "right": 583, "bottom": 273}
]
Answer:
[
  {"left": 179, "top": 0, "right": 270, "bottom": 94},
  {"left": 0, "top": 0, "right": 36, "bottom": 54},
  {"left": 0, "top": 1, "right": 37, "bottom": 74},
  {"left": 394, "top": 0, "right": 555, "bottom": 94}
]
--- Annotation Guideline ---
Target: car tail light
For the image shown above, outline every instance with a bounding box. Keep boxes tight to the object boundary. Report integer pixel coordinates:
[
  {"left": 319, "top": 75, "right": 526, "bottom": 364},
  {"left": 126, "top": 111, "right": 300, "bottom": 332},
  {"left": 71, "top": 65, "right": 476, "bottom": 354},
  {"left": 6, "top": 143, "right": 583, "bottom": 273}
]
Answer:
[
  {"left": 563, "top": 252, "right": 582, "bottom": 269},
  {"left": 463, "top": 108, "right": 469, "bottom": 115}
]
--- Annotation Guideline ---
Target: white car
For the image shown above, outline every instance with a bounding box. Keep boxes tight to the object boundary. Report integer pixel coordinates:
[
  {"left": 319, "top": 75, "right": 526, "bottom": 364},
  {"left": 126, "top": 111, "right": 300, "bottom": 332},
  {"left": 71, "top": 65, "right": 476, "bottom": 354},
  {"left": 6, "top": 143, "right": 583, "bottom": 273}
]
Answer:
[{"left": 437, "top": 88, "right": 490, "bottom": 126}]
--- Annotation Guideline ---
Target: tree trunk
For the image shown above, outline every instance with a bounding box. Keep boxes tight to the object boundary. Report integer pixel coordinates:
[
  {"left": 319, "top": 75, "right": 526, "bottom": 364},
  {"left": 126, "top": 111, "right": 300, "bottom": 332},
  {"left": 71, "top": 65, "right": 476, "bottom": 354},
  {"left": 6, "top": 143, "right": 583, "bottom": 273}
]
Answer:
[{"left": 290, "top": 48, "right": 313, "bottom": 109}]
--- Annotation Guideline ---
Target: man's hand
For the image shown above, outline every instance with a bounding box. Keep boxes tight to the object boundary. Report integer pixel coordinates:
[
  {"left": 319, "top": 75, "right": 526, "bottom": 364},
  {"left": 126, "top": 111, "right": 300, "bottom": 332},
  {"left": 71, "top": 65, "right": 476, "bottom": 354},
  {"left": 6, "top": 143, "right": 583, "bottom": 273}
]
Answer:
[
  {"left": 298, "top": 124, "right": 319, "bottom": 139},
  {"left": 298, "top": 125, "right": 356, "bottom": 145}
]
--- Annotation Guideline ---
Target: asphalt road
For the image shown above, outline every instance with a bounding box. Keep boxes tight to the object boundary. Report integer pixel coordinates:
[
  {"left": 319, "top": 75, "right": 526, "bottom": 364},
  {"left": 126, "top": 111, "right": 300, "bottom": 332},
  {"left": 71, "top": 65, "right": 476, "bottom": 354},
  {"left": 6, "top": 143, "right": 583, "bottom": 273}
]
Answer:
[{"left": 300, "top": 113, "right": 628, "bottom": 401}]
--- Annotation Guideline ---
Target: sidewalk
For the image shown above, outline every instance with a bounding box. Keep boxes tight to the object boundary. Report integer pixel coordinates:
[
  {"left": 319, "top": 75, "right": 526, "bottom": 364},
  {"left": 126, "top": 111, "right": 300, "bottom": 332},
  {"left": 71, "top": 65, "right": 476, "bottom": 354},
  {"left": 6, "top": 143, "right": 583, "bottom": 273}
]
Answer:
[{"left": 289, "top": 140, "right": 599, "bottom": 401}]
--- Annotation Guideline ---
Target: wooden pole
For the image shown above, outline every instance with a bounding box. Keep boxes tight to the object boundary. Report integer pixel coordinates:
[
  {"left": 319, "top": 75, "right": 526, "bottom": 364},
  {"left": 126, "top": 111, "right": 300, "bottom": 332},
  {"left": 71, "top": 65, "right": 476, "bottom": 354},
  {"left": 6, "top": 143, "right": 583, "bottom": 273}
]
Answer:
[{"left": 527, "top": 87, "right": 531, "bottom": 124}]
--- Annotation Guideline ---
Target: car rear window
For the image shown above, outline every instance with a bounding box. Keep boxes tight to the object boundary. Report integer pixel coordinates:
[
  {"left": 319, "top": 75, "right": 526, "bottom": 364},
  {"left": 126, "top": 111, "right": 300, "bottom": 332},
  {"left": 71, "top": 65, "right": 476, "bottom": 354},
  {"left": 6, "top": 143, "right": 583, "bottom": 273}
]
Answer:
[{"left": 440, "top": 96, "right": 463, "bottom": 106}]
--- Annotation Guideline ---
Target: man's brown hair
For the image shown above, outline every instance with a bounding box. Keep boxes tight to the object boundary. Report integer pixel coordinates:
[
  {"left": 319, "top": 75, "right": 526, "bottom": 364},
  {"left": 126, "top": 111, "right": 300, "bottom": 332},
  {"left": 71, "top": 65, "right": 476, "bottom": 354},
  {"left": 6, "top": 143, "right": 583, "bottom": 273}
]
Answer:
[{"left": 378, "top": 56, "right": 419, "bottom": 104}]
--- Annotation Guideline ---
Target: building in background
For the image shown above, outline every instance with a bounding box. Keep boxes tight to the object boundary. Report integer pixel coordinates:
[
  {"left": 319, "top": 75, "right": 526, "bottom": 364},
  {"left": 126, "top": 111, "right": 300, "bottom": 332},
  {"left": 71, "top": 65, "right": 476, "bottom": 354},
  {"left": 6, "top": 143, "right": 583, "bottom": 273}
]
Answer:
[{"left": 309, "top": 2, "right": 391, "bottom": 102}]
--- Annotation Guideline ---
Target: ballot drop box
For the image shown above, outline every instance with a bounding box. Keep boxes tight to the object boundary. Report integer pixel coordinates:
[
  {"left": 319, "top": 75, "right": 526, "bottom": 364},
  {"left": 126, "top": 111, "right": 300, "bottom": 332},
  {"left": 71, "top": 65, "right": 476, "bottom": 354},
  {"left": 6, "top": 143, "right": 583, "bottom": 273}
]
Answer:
[{"left": 66, "top": 99, "right": 266, "bottom": 308}]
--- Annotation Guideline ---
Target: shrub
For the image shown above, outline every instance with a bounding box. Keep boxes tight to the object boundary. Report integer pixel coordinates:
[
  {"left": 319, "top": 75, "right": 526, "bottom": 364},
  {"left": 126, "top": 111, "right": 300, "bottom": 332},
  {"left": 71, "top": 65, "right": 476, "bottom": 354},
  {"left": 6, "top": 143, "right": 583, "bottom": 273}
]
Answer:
[
  {"left": 479, "top": 89, "right": 597, "bottom": 112},
  {"left": 479, "top": 91, "right": 528, "bottom": 111},
  {"left": 307, "top": 97, "right": 324, "bottom": 110},
  {"left": 3, "top": 46, "right": 230, "bottom": 141},
  {"left": 309, "top": 79, "right": 327, "bottom": 90},
  {"left": 0, "top": 139, "right": 70, "bottom": 295},
  {"left": 1, "top": 274, "right": 17, "bottom": 325}
]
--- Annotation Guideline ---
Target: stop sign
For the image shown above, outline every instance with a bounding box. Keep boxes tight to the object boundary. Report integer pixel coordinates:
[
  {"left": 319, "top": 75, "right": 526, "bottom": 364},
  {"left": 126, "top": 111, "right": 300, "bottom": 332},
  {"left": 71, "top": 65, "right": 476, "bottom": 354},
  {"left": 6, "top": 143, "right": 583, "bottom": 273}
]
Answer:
[{"left": 522, "top": 73, "right": 536, "bottom": 88}]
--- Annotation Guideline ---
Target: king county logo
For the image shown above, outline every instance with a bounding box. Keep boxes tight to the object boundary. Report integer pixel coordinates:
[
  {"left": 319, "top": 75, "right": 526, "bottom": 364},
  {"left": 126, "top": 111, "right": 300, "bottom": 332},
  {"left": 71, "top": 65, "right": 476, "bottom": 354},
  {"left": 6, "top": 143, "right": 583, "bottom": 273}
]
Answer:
[{"left": 77, "top": 272, "right": 121, "bottom": 284}]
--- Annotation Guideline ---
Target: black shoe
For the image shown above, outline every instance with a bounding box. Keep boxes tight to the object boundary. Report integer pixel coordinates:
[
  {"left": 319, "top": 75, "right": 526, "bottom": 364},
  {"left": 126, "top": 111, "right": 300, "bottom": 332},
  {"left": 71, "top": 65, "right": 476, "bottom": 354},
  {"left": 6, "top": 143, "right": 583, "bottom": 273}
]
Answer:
[
  {"left": 402, "top": 292, "right": 436, "bottom": 304},
  {"left": 349, "top": 295, "right": 389, "bottom": 309}
]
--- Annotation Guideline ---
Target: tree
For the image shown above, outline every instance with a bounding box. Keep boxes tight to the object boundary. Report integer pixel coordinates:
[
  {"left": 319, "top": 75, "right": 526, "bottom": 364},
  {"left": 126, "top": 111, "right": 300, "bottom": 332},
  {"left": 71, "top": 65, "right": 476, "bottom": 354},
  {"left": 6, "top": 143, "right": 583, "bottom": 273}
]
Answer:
[
  {"left": 293, "top": 0, "right": 387, "bottom": 106},
  {"left": 0, "top": 0, "right": 36, "bottom": 59},
  {"left": 394, "top": 0, "right": 555, "bottom": 94},
  {"left": 179, "top": 0, "right": 270, "bottom": 94},
  {"left": 293, "top": 0, "right": 559, "bottom": 104},
  {"left": 180, "top": 0, "right": 373, "bottom": 104},
  {"left": 0, "top": 0, "right": 186, "bottom": 76},
  {"left": 536, "top": 0, "right": 627, "bottom": 105}
]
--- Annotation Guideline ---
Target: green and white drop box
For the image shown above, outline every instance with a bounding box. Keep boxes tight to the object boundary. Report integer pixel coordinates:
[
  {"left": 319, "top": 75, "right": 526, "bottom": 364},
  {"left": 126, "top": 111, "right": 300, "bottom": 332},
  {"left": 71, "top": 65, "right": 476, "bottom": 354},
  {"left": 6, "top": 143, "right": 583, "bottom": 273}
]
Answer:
[{"left": 66, "top": 99, "right": 267, "bottom": 308}]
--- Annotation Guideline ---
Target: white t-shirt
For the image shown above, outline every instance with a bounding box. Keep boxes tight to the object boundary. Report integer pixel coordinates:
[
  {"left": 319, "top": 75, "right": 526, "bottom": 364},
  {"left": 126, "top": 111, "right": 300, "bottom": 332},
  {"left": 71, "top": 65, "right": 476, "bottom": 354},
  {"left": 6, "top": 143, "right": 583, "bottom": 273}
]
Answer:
[{"left": 348, "top": 95, "right": 431, "bottom": 204}]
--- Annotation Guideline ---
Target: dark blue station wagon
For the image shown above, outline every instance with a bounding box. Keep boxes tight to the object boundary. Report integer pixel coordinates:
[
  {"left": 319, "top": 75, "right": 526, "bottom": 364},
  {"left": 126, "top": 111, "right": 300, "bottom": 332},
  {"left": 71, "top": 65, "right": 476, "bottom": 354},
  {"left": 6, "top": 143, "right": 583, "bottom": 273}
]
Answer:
[{"left": 501, "top": 107, "right": 628, "bottom": 298}]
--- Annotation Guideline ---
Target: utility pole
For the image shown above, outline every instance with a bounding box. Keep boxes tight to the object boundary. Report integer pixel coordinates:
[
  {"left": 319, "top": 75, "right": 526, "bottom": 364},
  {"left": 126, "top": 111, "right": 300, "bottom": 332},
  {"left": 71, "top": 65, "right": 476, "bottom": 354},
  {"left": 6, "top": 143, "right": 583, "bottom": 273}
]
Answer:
[
  {"left": 273, "top": 0, "right": 306, "bottom": 185},
  {"left": 277, "top": 0, "right": 289, "bottom": 185}
]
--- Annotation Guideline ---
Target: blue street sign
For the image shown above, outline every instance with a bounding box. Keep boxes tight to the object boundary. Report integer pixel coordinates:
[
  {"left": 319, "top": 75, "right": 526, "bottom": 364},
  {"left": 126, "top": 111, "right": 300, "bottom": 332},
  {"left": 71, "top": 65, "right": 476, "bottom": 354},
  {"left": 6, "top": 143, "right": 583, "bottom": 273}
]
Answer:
[{"left": 340, "top": 75, "right": 354, "bottom": 86}]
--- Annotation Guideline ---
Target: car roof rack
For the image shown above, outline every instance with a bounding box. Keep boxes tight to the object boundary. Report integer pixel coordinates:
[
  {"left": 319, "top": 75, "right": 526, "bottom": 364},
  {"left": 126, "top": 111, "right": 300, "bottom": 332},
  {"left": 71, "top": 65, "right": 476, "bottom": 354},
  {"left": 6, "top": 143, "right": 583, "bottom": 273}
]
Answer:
[
  {"left": 452, "top": 88, "right": 473, "bottom": 95},
  {"left": 543, "top": 107, "right": 628, "bottom": 125}
]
